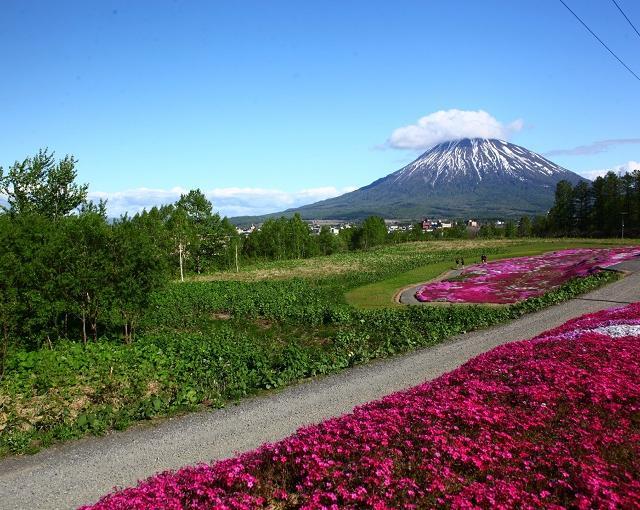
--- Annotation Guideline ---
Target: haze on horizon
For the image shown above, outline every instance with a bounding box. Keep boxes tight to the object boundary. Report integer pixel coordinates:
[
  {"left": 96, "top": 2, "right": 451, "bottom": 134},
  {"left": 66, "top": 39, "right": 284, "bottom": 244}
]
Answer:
[{"left": 1, "top": 0, "right": 639, "bottom": 218}]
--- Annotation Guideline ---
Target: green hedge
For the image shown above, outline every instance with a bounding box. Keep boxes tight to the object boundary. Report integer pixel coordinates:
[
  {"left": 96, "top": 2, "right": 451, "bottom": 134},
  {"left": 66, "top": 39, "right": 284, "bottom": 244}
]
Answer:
[{"left": 143, "top": 279, "right": 349, "bottom": 328}]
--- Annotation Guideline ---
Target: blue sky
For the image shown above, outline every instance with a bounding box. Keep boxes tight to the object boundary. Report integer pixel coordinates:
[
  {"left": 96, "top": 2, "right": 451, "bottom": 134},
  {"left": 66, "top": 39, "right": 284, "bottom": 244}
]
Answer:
[{"left": 1, "top": 0, "right": 639, "bottom": 217}]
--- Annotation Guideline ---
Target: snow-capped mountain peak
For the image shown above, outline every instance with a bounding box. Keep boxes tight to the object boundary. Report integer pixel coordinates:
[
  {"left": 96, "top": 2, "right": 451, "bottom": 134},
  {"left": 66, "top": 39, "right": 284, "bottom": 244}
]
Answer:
[
  {"left": 240, "top": 137, "right": 587, "bottom": 221},
  {"left": 392, "top": 138, "right": 572, "bottom": 187}
]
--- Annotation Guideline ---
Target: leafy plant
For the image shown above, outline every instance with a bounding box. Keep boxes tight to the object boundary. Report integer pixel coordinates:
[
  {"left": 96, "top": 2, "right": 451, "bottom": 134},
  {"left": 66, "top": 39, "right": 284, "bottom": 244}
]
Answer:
[{"left": 0, "top": 269, "right": 618, "bottom": 457}]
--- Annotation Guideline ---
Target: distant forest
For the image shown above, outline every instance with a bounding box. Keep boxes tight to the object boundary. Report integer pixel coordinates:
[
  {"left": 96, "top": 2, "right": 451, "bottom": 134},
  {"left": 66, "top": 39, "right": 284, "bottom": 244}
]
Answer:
[
  {"left": 541, "top": 171, "right": 640, "bottom": 238},
  {"left": 476, "top": 170, "right": 640, "bottom": 239}
]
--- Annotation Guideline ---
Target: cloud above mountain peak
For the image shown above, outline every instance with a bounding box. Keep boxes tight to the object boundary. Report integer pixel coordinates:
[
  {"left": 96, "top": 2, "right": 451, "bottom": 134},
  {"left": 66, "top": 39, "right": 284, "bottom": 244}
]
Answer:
[{"left": 386, "top": 109, "right": 524, "bottom": 150}]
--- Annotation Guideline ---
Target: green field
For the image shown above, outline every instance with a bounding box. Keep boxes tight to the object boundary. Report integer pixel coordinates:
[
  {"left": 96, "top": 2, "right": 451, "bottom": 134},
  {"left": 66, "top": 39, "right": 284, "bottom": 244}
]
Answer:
[{"left": 0, "top": 238, "right": 635, "bottom": 457}]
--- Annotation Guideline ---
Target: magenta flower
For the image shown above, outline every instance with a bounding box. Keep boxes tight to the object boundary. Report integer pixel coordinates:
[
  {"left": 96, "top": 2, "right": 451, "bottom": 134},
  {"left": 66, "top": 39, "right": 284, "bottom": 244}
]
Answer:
[
  {"left": 416, "top": 246, "right": 640, "bottom": 304},
  {"left": 81, "top": 303, "right": 640, "bottom": 509}
]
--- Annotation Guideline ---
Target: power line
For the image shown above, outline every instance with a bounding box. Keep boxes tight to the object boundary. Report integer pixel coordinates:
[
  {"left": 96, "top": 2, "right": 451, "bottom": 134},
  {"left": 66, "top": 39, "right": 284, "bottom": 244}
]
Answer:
[
  {"left": 558, "top": 0, "right": 640, "bottom": 82},
  {"left": 610, "top": 0, "right": 640, "bottom": 40}
]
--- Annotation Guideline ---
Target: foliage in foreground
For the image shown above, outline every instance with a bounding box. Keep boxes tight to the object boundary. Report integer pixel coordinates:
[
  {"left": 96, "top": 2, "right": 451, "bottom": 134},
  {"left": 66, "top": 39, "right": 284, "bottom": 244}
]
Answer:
[
  {"left": 0, "top": 271, "right": 617, "bottom": 456},
  {"left": 82, "top": 302, "right": 640, "bottom": 509}
]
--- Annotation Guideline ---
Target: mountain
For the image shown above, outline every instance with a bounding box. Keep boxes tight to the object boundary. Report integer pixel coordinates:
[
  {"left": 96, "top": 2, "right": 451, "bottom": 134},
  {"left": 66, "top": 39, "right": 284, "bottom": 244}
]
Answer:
[{"left": 232, "top": 138, "right": 587, "bottom": 224}]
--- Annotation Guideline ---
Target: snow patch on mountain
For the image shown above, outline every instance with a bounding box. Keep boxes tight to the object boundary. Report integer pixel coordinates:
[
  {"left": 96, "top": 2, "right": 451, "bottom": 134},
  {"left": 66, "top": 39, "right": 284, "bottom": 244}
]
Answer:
[{"left": 392, "top": 138, "right": 573, "bottom": 187}]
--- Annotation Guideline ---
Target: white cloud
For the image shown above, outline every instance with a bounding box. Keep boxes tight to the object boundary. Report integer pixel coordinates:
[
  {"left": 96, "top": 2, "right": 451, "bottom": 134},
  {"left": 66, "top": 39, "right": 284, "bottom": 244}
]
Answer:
[
  {"left": 578, "top": 160, "right": 640, "bottom": 180},
  {"left": 89, "top": 185, "right": 357, "bottom": 218},
  {"left": 386, "top": 109, "right": 524, "bottom": 150},
  {"left": 545, "top": 139, "right": 640, "bottom": 157}
]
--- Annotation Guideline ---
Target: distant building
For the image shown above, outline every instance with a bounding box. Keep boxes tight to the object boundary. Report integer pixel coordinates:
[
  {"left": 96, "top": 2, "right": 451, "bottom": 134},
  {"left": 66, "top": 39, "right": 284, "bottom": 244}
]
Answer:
[
  {"left": 422, "top": 218, "right": 453, "bottom": 231},
  {"left": 236, "top": 224, "right": 256, "bottom": 236},
  {"left": 305, "top": 220, "right": 352, "bottom": 235},
  {"left": 467, "top": 219, "right": 479, "bottom": 228}
]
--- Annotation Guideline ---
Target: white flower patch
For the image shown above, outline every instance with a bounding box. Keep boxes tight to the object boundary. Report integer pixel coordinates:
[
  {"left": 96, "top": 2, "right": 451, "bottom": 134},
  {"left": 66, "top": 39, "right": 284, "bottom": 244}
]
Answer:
[
  {"left": 591, "top": 324, "right": 640, "bottom": 338},
  {"left": 536, "top": 322, "right": 640, "bottom": 342}
]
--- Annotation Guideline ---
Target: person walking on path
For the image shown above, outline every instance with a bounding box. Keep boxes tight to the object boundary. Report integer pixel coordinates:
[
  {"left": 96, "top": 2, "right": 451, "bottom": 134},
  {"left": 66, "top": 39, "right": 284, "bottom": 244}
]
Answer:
[
  {"left": 460, "top": 257, "right": 465, "bottom": 269},
  {"left": 455, "top": 257, "right": 460, "bottom": 269},
  {"left": 481, "top": 254, "right": 487, "bottom": 265}
]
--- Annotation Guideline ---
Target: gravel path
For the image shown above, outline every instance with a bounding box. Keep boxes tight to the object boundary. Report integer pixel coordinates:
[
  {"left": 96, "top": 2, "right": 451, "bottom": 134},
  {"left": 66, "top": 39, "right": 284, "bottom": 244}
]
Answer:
[
  {"left": 398, "top": 268, "right": 461, "bottom": 304},
  {"left": 2, "top": 261, "right": 639, "bottom": 510}
]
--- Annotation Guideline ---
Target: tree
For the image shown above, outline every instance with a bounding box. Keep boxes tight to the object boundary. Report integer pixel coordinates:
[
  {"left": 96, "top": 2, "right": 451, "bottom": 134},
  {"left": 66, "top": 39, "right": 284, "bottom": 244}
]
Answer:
[
  {"left": 632, "top": 169, "right": 640, "bottom": 232},
  {"left": 0, "top": 215, "right": 18, "bottom": 379},
  {"left": 318, "top": 226, "right": 334, "bottom": 255},
  {"left": 601, "top": 172, "right": 622, "bottom": 236},
  {"left": 217, "top": 217, "right": 242, "bottom": 271},
  {"left": 409, "top": 222, "right": 426, "bottom": 241},
  {"left": 176, "top": 189, "right": 213, "bottom": 224},
  {"left": 318, "top": 226, "right": 344, "bottom": 255},
  {"left": 256, "top": 218, "right": 288, "bottom": 260},
  {"left": 620, "top": 172, "right": 634, "bottom": 235},
  {"left": 443, "top": 222, "right": 467, "bottom": 239},
  {"left": 7, "top": 213, "right": 63, "bottom": 346},
  {"left": 286, "top": 214, "right": 312, "bottom": 259},
  {"left": 0, "top": 149, "right": 88, "bottom": 218},
  {"left": 110, "top": 217, "right": 168, "bottom": 343},
  {"left": 517, "top": 216, "right": 532, "bottom": 237},
  {"left": 132, "top": 206, "right": 174, "bottom": 263},
  {"left": 353, "top": 216, "right": 387, "bottom": 249},
  {"left": 573, "top": 181, "right": 591, "bottom": 235},
  {"left": 531, "top": 215, "right": 548, "bottom": 237},
  {"left": 167, "top": 206, "right": 191, "bottom": 281},
  {"left": 0, "top": 150, "right": 183, "bottom": 349},
  {"left": 547, "top": 180, "right": 575, "bottom": 236},
  {"left": 242, "top": 215, "right": 316, "bottom": 261},
  {"left": 478, "top": 223, "right": 498, "bottom": 238},
  {"left": 335, "top": 226, "right": 353, "bottom": 250},
  {"left": 175, "top": 189, "right": 222, "bottom": 274},
  {"left": 504, "top": 220, "right": 517, "bottom": 238},
  {"left": 65, "top": 210, "right": 112, "bottom": 343},
  {"left": 590, "top": 176, "right": 606, "bottom": 235}
]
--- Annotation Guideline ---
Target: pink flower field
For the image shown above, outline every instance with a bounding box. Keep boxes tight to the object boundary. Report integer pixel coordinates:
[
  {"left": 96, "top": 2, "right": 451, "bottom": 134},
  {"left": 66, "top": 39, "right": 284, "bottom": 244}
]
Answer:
[
  {"left": 83, "top": 303, "right": 640, "bottom": 509},
  {"left": 415, "top": 246, "right": 640, "bottom": 304}
]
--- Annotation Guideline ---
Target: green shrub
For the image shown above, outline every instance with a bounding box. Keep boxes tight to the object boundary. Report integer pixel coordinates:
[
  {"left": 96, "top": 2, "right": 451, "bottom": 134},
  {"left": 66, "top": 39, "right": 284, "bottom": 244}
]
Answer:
[{"left": 0, "top": 271, "right": 618, "bottom": 456}]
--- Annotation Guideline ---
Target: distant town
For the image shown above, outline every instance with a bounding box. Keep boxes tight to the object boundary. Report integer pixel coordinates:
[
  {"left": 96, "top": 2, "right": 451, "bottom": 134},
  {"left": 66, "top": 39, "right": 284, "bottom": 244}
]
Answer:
[{"left": 235, "top": 217, "right": 489, "bottom": 236}]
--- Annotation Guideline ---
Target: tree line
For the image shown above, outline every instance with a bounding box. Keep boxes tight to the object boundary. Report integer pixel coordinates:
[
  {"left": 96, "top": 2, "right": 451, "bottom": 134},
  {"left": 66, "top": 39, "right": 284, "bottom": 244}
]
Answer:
[
  {"left": 543, "top": 170, "right": 640, "bottom": 237},
  {"left": 0, "top": 151, "right": 247, "bottom": 359},
  {"left": 467, "top": 171, "right": 640, "bottom": 239},
  {"left": 0, "top": 150, "right": 458, "bottom": 357}
]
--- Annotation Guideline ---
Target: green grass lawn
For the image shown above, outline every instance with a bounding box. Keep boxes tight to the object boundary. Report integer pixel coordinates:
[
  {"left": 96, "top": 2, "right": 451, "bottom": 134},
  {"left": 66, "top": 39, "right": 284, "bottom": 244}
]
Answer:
[{"left": 345, "top": 238, "right": 639, "bottom": 309}]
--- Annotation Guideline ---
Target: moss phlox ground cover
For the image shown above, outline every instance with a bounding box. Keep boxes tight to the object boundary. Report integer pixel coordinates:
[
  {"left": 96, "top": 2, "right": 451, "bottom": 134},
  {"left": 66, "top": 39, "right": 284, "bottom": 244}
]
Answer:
[
  {"left": 416, "top": 246, "right": 640, "bottom": 304},
  {"left": 82, "top": 302, "right": 640, "bottom": 509}
]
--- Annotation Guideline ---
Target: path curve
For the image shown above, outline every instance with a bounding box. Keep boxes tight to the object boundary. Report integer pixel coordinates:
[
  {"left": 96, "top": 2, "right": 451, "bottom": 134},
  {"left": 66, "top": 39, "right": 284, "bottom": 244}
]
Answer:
[
  {"left": 2, "top": 260, "right": 640, "bottom": 510},
  {"left": 396, "top": 268, "right": 462, "bottom": 305}
]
